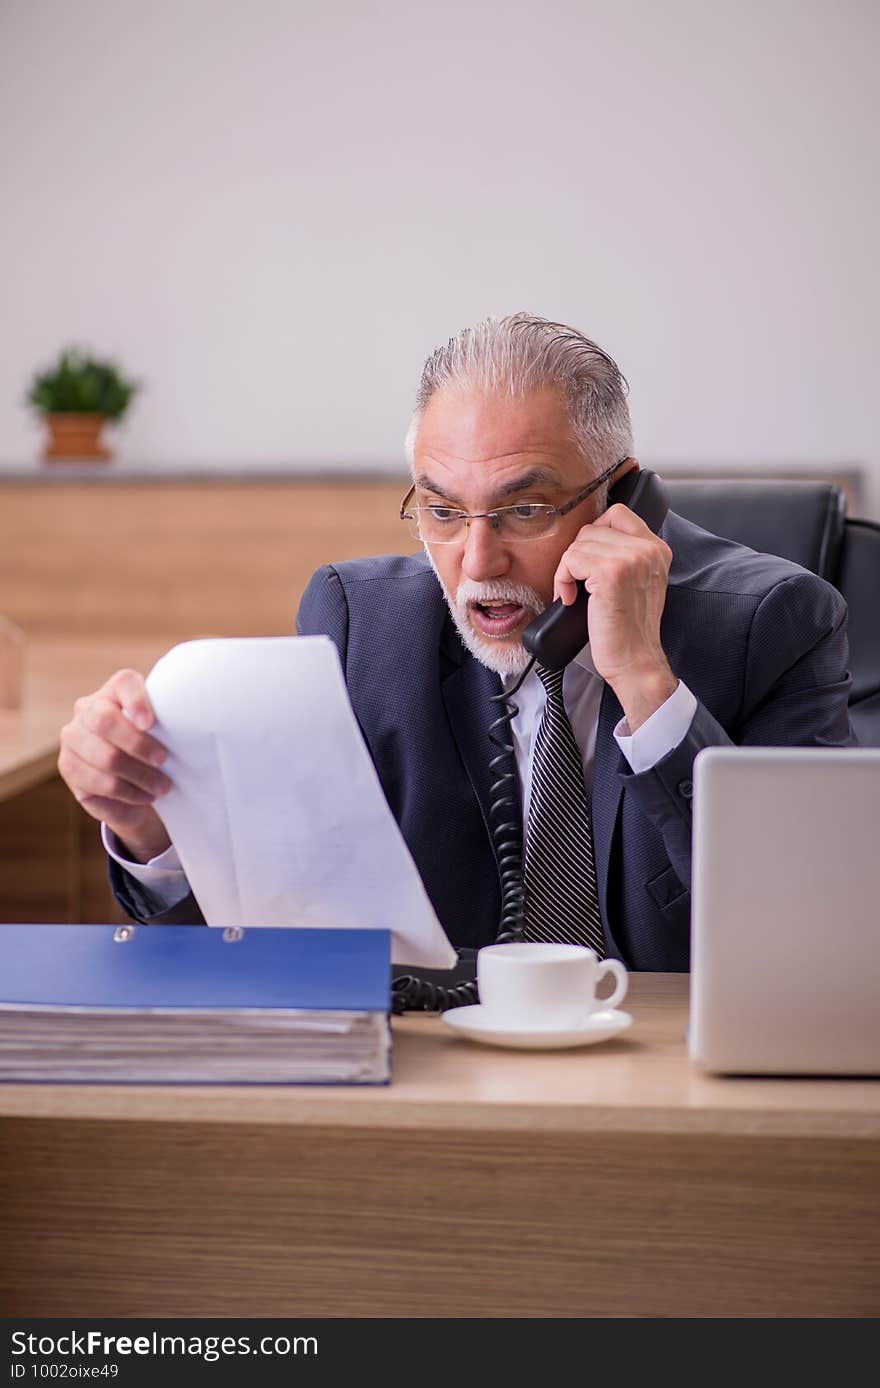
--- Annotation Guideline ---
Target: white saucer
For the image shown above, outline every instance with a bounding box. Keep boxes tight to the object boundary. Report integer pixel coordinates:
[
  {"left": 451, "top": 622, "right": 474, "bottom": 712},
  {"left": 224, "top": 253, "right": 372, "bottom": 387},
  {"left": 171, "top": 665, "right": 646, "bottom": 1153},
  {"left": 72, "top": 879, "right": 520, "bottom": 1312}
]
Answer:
[{"left": 440, "top": 1005, "right": 633, "bottom": 1051}]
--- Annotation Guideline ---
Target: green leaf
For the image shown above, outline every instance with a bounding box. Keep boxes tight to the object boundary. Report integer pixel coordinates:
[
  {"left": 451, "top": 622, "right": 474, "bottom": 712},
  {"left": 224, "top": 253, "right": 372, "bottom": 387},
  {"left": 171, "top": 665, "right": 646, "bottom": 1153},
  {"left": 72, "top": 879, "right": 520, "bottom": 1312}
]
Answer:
[{"left": 25, "top": 346, "right": 141, "bottom": 419}]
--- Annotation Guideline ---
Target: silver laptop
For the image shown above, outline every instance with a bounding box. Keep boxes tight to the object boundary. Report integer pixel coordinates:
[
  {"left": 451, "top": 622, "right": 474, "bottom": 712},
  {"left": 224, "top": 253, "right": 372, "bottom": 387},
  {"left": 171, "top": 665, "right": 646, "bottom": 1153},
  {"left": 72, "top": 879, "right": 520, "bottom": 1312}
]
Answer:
[{"left": 689, "top": 746, "right": 880, "bottom": 1075}]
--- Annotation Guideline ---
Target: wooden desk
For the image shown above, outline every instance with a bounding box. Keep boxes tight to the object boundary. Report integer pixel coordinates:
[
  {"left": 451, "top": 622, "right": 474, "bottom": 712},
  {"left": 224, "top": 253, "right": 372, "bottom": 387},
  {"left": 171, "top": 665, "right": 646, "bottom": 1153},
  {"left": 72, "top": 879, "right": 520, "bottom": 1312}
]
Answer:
[
  {"left": 0, "top": 974, "right": 877, "bottom": 1318},
  {"left": 0, "top": 639, "right": 172, "bottom": 923}
]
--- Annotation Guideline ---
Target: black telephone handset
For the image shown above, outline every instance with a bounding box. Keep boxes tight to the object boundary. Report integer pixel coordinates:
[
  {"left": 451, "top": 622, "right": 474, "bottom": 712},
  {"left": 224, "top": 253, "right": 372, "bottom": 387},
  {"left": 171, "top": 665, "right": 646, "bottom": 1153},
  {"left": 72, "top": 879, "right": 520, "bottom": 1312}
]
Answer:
[{"left": 521, "top": 468, "right": 669, "bottom": 671}]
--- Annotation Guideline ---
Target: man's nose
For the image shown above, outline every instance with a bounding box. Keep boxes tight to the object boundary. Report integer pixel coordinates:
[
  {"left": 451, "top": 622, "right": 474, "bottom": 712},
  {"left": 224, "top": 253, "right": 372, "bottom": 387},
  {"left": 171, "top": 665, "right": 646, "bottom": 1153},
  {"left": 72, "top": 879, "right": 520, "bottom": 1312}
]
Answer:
[{"left": 460, "top": 517, "right": 511, "bottom": 582}]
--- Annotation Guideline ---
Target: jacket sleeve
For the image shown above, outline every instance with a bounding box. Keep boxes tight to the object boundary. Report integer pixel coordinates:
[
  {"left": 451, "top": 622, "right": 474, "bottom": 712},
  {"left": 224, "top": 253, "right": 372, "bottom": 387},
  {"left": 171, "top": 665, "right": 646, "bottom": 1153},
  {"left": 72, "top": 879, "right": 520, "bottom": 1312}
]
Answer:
[
  {"left": 108, "top": 859, "right": 207, "bottom": 926},
  {"left": 616, "top": 572, "right": 854, "bottom": 889},
  {"left": 296, "top": 564, "right": 350, "bottom": 667},
  {"left": 109, "top": 565, "right": 352, "bottom": 925}
]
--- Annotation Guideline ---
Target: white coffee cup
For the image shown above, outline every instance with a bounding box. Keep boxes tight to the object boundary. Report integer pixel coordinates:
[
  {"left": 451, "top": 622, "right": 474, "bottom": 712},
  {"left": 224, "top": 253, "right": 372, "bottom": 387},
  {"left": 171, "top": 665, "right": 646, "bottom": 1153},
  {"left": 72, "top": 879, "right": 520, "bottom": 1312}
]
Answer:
[{"left": 477, "top": 942, "right": 628, "bottom": 1028}]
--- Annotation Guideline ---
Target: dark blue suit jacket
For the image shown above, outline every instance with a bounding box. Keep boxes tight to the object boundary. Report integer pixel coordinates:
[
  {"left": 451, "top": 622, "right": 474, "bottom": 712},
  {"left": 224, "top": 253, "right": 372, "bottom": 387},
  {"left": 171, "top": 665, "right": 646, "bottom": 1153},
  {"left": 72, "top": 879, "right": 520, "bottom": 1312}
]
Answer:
[{"left": 111, "top": 512, "right": 853, "bottom": 970}]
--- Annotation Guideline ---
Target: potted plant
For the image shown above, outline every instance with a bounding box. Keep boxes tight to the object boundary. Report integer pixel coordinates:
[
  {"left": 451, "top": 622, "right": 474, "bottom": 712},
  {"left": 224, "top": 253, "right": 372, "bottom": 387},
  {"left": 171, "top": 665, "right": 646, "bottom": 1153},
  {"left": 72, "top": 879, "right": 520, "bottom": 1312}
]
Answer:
[{"left": 27, "top": 347, "right": 140, "bottom": 461}]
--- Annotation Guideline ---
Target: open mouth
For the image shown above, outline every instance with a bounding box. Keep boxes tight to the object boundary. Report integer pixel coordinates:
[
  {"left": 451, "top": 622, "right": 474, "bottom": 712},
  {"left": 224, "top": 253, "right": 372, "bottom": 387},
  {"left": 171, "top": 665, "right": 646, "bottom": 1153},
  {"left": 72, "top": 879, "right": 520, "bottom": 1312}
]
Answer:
[{"left": 468, "top": 599, "right": 529, "bottom": 639}]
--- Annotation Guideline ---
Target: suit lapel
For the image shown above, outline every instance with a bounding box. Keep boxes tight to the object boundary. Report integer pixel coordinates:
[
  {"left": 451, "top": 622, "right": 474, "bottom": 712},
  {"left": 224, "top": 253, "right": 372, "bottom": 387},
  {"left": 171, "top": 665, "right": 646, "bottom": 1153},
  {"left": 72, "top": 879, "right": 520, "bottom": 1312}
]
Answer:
[{"left": 591, "top": 682, "right": 626, "bottom": 929}]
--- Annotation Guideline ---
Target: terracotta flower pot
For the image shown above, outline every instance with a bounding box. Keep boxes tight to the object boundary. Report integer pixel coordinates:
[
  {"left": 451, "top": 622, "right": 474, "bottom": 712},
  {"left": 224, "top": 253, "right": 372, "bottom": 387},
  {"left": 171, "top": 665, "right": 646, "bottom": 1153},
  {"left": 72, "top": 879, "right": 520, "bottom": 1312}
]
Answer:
[{"left": 42, "top": 412, "right": 112, "bottom": 461}]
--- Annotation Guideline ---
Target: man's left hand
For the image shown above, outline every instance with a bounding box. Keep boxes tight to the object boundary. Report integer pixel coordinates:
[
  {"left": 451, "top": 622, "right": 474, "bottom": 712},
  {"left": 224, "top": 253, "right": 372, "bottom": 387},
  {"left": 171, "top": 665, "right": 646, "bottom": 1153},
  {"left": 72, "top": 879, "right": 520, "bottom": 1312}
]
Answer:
[{"left": 553, "top": 503, "right": 678, "bottom": 732}]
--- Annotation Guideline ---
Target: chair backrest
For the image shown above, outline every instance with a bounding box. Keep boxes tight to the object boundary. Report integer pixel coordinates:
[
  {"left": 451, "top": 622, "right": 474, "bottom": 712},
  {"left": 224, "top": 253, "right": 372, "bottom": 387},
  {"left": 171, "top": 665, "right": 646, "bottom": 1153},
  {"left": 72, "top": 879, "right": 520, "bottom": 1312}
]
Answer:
[
  {"left": 833, "top": 520, "right": 880, "bottom": 746},
  {"left": 663, "top": 478, "right": 880, "bottom": 746},
  {"left": 663, "top": 479, "right": 846, "bottom": 579}
]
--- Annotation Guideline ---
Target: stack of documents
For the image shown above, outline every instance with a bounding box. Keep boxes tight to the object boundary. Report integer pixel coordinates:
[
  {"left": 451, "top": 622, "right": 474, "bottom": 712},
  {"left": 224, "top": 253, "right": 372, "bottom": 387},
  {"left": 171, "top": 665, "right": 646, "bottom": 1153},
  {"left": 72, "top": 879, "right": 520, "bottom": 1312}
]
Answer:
[{"left": 0, "top": 925, "right": 391, "bottom": 1085}]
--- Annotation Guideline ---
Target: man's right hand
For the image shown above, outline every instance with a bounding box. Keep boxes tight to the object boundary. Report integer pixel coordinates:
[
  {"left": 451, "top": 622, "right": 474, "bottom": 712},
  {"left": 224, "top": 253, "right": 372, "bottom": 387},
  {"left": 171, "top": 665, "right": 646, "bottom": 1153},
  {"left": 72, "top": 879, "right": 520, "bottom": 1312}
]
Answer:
[{"left": 58, "top": 668, "right": 174, "bottom": 864}]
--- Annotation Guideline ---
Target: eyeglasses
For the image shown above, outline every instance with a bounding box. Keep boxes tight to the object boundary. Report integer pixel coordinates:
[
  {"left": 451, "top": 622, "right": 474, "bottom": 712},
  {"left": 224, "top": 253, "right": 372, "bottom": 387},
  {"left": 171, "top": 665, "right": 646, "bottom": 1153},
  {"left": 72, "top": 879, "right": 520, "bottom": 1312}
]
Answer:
[{"left": 399, "top": 457, "right": 630, "bottom": 544}]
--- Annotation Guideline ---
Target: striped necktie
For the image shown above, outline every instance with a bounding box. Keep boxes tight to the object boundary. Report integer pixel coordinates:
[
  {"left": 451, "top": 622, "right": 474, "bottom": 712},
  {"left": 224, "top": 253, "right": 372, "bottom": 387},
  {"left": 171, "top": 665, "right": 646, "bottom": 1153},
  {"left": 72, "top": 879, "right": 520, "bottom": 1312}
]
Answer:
[{"left": 522, "top": 664, "right": 605, "bottom": 955}]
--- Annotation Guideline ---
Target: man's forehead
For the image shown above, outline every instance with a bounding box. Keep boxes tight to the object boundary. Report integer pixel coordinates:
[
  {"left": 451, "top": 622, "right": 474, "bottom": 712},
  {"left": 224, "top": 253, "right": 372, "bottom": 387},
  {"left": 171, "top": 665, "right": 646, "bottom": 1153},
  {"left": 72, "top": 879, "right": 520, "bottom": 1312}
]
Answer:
[
  {"left": 414, "top": 464, "right": 563, "bottom": 503},
  {"left": 414, "top": 386, "right": 577, "bottom": 468}
]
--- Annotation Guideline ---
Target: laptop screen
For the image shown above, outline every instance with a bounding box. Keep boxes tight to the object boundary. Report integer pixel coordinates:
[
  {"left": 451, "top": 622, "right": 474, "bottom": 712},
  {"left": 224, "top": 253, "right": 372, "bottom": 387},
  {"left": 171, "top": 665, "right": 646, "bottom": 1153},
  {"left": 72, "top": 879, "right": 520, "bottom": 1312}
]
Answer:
[{"left": 688, "top": 746, "right": 880, "bottom": 1075}]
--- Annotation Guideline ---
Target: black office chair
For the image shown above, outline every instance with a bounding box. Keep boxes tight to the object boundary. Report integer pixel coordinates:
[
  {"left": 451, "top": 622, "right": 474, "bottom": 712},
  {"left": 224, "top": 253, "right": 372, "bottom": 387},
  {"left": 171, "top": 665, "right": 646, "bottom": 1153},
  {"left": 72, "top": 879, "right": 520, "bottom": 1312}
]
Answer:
[{"left": 662, "top": 479, "right": 880, "bottom": 747}]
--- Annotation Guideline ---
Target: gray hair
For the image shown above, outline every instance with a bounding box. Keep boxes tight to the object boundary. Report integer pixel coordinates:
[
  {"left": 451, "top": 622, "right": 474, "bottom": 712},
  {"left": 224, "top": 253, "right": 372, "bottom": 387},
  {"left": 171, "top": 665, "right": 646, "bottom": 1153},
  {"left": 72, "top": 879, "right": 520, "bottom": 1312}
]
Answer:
[{"left": 404, "top": 313, "right": 634, "bottom": 492}]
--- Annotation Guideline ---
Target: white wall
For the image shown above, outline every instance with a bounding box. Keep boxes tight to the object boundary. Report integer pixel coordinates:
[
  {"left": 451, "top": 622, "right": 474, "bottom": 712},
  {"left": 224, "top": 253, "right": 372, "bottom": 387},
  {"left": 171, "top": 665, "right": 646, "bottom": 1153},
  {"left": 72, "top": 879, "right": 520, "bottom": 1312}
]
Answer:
[{"left": 2, "top": 0, "right": 878, "bottom": 512}]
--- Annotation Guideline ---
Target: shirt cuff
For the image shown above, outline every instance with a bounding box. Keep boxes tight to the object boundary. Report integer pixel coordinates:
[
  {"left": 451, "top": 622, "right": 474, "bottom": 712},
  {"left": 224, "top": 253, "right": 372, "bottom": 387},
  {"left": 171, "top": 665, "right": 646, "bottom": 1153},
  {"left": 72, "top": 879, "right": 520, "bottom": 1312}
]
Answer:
[
  {"left": 101, "top": 822, "right": 190, "bottom": 910},
  {"left": 613, "top": 679, "right": 698, "bottom": 774}
]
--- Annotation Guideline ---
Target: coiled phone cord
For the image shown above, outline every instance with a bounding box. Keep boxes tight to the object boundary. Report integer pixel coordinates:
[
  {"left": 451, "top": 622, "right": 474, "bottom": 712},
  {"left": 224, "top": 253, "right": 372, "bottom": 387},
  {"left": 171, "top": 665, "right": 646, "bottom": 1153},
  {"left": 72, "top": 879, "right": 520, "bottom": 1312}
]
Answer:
[{"left": 390, "top": 657, "right": 535, "bottom": 1014}]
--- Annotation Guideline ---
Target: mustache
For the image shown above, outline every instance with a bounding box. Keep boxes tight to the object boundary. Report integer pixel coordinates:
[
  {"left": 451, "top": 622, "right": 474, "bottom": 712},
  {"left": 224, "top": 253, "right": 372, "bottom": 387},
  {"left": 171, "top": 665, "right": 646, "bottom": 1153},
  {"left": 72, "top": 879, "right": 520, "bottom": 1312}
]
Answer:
[{"left": 454, "top": 579, "right": 546, "bottom": 614}]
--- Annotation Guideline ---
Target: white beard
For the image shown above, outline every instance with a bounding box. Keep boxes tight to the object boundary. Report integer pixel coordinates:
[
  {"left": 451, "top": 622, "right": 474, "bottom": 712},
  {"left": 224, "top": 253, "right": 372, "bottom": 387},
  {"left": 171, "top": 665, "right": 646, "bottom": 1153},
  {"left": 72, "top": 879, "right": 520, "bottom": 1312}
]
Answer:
[{"left": 424, "top": 550, "right": 547, "bottom": 678}]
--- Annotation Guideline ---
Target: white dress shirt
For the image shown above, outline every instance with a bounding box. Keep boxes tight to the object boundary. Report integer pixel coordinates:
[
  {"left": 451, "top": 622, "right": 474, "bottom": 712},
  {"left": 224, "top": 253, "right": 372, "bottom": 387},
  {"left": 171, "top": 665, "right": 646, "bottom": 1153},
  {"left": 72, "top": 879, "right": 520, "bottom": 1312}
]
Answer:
[{"left": 104, "top": 647, "right": 697, "bottom": 913}]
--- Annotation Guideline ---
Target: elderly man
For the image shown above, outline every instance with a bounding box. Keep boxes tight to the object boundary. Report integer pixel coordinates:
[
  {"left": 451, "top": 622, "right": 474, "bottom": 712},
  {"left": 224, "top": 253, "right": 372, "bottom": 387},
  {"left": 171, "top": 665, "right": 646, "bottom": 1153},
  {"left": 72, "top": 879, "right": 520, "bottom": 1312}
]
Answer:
[{"left": 58, "top": 314, "right": 853, "bottom": 975}]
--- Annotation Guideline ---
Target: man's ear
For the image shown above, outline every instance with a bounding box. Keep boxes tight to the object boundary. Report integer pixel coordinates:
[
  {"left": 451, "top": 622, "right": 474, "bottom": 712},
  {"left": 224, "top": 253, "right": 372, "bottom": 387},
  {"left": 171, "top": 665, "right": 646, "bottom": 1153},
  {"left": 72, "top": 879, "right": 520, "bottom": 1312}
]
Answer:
[{"left": 606, "top": 458, "right": 639, "bottom": 501}]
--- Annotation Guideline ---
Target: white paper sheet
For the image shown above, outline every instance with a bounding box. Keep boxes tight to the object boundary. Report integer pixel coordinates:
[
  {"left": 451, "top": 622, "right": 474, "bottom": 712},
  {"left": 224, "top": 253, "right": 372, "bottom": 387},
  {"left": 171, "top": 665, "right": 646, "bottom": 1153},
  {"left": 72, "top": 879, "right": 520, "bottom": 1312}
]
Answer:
[{"left": 145, "top": 636, "right": 457, "bottom": 969}]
